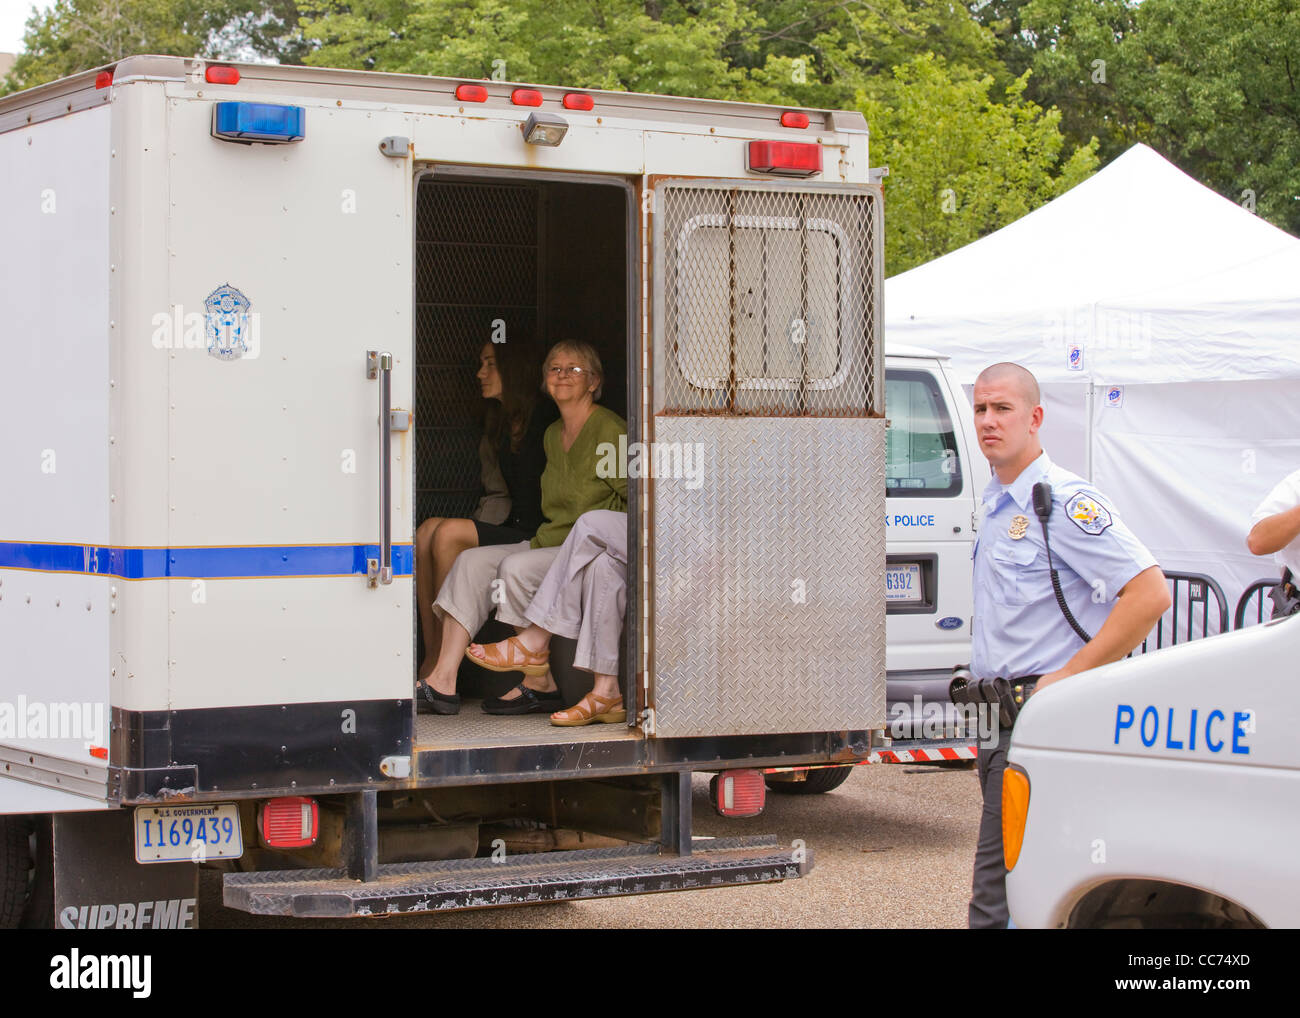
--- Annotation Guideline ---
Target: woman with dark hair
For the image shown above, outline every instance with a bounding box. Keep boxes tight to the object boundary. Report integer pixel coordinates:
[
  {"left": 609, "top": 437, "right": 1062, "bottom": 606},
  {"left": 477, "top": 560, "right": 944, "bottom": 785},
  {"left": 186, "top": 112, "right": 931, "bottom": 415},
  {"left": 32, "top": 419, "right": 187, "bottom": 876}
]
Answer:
[{"left": 415, "top": 340, "right": 556, "bottom": 683}]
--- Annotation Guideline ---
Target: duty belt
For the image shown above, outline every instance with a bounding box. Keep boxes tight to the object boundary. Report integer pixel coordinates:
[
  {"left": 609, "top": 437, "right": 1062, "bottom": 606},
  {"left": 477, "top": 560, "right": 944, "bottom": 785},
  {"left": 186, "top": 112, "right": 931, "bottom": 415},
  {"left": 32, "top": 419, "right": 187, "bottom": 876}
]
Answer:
[{"left": 948, "top": 669, "right": 1041, "bottom": 729}]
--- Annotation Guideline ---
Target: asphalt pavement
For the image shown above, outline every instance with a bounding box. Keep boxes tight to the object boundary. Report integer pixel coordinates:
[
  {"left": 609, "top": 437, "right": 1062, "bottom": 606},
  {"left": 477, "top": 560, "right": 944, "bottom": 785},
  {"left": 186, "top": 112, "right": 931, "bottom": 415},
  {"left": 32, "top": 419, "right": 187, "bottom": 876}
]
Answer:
[{"left": 200, "top": 762, "right": 982, "bottom": 929}]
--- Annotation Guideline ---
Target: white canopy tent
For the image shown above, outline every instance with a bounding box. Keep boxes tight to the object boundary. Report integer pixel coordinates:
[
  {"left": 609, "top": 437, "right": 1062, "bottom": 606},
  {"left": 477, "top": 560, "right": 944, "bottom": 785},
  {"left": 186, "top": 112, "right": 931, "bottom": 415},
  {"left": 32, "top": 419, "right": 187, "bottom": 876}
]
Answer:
[{"left": 886, "top": 143, "right": 1300, "bottom": 627}]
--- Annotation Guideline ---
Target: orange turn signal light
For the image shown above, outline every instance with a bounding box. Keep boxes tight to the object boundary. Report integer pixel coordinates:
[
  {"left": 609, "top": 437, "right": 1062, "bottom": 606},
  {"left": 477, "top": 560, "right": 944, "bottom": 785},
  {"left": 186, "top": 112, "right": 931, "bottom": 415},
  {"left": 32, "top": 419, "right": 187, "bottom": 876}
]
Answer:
[{"left": 1002, "top": 764, "right": 1030, "bottom": 870}]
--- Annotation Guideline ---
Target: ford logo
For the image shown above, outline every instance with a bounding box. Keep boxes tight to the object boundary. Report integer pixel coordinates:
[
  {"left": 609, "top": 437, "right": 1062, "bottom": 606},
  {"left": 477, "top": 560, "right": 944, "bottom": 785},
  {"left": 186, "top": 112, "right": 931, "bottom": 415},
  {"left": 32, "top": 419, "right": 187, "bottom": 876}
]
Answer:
[{"left": 936, "top": 616, "right": 963, "bottom": 631}]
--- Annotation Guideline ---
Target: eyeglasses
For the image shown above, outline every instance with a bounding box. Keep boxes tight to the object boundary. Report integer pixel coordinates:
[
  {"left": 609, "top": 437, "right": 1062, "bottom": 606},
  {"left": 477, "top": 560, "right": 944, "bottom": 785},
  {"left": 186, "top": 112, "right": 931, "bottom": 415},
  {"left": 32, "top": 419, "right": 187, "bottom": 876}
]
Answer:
[{"left": 547, "top": 365, "right": 588, "bottom": 378}]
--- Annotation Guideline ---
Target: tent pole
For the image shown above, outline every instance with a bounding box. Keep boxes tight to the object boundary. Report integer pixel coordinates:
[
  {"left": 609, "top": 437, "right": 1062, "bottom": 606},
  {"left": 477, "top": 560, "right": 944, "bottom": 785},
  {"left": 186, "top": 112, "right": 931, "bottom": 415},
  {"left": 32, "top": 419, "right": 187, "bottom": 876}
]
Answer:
[{"left": 1085, "top": 378, "right": 1095, "bottom": 482}]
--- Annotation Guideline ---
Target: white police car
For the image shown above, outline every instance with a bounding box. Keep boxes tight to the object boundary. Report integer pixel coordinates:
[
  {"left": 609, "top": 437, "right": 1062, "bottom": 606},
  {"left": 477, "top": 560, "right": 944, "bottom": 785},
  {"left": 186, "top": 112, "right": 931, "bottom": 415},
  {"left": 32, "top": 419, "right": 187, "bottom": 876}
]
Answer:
[{"left": 1004, "top": 612, "right": 1297, "bottom": 928}]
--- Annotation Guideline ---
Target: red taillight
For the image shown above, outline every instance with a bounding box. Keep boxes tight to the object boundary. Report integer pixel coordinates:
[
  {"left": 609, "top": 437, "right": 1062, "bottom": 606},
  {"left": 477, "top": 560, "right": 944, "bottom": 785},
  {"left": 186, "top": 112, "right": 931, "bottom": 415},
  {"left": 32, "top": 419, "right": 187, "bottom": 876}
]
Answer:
[
  {"left": 456, "top": 83, "right": 488, "bottom": 102},
  {"left": 709, "top": 770, "right": 765, "bottom": 818},
  {"left": 562, "top": 93, "right": 594, "bottom": 111},
  {"left": 88, "top": 745, "right": 107, "bottom": 760},
  {"left": 747, "top": 140, "right": 822, "bottom": 177},
  {"left": 259, "top": 796, "right": 318, "bottom": 848},
  {"left": 205, "top": 65, "right": 240, "bottom": 85},
  {"left": 511, "top": 88, "right": 543, "bottom": 107},
  {"left": 95, "top": 70, "right": 113, "bottom": 89},
  {"left": 780, "top": 111, "right": 810, "bottom": 129}
]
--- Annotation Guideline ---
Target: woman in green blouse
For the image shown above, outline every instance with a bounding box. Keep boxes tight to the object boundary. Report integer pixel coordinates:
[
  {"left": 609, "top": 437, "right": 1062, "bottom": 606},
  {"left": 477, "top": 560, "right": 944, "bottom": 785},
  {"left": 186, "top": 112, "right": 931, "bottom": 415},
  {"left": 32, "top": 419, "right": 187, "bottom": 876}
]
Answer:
[{"left": 416, "top": 340, "right": 627, "bottom": 716}]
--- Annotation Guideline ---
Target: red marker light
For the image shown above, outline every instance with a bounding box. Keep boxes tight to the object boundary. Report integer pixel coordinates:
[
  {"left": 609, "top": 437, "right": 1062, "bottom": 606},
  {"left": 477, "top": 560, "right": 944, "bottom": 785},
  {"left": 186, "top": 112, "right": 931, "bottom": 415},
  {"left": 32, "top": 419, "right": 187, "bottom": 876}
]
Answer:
[
  {"left": 259, "top": 796, "right": 319, "bottom": 848},
  {"left": 709, "top": 769, "right": 766, "bottom": 818},
  {"left": 94, "top": 71, "right": 113, "bottom": 90},
  {"left": 456, "top": 84, "right": 488, "bottom": 102},
  {"left": 562, "top": 93, "right": 594, "bottom": 111},
  {"left": 747, "top": 140, "right": 822, "bottom": 177},
  {"left": 511, "top": 89, "right": 543, "bottom": 107},
  {"left": 88, "top": 746, "right": 108, "bottom": 759},
  {"left": 205, "top": 66, "right": 240, "bottom": 85},
  {"left": 780, "top": 111, "right": 810, "bottom": 129}
]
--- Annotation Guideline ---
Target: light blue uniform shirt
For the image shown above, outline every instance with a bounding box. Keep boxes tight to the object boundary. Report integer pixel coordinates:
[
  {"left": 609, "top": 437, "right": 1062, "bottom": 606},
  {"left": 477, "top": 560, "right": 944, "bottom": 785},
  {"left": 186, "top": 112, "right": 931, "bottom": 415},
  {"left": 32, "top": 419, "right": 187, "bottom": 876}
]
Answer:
[{"left": 971, "top": 451, "right": 1158, "bottom": 680}]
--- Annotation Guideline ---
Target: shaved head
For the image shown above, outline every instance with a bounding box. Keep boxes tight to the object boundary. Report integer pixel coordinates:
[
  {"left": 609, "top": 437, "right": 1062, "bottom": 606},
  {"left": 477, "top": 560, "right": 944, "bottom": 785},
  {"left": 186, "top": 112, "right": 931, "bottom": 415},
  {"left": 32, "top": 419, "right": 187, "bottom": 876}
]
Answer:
[
  {"left": 975, "top": 362, "right": 1040, "bottom": 409},
  {"left": 972, "top": 362, "right": 1045, "bottom": 482}
]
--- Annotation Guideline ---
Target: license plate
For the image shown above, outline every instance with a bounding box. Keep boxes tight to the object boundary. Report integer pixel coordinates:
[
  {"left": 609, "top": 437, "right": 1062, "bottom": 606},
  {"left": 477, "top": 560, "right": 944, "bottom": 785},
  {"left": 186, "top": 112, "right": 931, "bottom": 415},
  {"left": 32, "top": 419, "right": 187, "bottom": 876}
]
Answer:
[
  {"left": 885, "top": 563, "right": 922, "bottom": 604},
  {"left": 134, "top": 803, "right": 243, "bottom": 864}
]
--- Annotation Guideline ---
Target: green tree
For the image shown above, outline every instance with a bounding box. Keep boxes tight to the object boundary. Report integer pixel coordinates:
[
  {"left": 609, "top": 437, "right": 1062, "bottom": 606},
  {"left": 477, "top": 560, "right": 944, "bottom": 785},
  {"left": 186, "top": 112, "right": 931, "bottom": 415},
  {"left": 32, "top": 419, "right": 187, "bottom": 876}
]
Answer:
[
  {"left": 971, "top": 0, "right": 1140, "bottom": 163},
  {"left": 863, "top": 54, "right": 1098, "bottom": 275},
  {"left": 1123, "top": 0, "right": 1300, "bottom": 236},
  {"left": 1, "top": 0, "right": 308, "bottom": 95},
  {"left": 295, "top": 0, "right": 1007, "bottom": 106}
]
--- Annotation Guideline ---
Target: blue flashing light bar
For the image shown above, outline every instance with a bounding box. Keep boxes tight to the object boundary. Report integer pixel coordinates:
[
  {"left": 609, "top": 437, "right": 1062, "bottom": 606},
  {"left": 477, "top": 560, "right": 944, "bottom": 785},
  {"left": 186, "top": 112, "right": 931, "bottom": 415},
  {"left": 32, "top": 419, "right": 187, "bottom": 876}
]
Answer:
[{"left": 212, "top": 102, "right": 306, "bottom": 144}]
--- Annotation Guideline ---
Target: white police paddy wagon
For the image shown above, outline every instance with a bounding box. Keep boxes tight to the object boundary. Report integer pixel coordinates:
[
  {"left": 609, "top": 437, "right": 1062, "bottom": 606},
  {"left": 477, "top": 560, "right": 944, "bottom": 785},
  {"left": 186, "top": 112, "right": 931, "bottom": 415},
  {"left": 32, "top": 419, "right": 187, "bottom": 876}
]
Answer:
[
  {"left": 1004, "top": 613, "right": 1298, "bottom": 928},
  {"left": 1, "top": 55, "right": 895, "bottom": 924}
]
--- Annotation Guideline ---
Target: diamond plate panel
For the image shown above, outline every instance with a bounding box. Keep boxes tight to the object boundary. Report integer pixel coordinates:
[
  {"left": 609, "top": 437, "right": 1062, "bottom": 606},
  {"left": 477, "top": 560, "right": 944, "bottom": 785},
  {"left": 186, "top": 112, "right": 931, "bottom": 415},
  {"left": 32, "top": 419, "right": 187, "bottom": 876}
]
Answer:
[{"left": 651, "top": 417, "right": 886, "bottom": 738}]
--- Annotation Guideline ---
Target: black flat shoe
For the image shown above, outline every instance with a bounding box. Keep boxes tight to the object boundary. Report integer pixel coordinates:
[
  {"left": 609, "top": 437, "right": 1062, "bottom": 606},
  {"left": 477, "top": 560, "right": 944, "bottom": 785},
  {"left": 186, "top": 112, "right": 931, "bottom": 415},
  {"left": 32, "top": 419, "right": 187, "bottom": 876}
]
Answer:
[
  {"left": 482, "top": 682, "right": 563, "bottom": 716},
  {"left": 415, "top": 680, "right": 460, "bottom": 715}
]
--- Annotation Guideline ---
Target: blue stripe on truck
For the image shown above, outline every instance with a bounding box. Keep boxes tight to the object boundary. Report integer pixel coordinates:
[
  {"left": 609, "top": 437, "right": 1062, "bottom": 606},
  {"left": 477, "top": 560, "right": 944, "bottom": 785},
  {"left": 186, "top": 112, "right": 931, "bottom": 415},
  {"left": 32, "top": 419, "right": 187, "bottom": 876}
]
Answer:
[{"left": 0, "top": 541, "right": 415, "bottom": 579}]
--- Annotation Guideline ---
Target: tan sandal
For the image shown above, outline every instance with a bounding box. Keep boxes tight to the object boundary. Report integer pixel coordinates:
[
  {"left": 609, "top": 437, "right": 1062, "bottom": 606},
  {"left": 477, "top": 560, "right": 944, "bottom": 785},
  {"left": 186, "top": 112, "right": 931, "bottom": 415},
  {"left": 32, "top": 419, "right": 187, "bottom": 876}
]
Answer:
[
  {"left": 464, "top": 636, "right": 550, "bottom": 677},
  {"left": 550, "top": 692, "right": 626, "bottom": 727}
]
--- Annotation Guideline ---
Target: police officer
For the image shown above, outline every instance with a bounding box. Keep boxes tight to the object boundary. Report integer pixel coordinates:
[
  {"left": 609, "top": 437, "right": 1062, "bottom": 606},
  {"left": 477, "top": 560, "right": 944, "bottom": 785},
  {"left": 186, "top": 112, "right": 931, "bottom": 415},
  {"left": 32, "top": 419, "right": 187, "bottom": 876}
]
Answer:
[
  {"left": 968, "top": 362, "right": 1171, "bottom": 929},
  {"left": 1246, "top": 468, "right": 1300, "bottom": 617}
]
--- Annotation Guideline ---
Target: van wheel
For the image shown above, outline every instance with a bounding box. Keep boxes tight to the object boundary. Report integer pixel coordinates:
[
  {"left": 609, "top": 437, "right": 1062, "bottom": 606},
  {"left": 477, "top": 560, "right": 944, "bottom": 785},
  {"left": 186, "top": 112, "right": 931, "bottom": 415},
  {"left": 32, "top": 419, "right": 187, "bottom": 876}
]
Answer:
[
  {"left": 0, "top": 815, "right": 35, "bottom": 929},
  {"left": 766, "top": 766, "right": 854, "bottom": 795}
]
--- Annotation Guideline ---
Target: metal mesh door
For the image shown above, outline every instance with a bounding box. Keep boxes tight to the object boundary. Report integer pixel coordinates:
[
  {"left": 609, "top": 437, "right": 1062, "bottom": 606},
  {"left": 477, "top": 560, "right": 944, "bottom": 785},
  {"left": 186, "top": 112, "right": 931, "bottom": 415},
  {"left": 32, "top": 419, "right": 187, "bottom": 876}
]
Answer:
[
  {"left": 414, "top": 180, "right": 539, "bottom": 523},
  {"left": 656, "top": 182, "right": 880, "bottom": 418},
  {"left": 650, "top": 181, "right": 885, "bottom": 738}
]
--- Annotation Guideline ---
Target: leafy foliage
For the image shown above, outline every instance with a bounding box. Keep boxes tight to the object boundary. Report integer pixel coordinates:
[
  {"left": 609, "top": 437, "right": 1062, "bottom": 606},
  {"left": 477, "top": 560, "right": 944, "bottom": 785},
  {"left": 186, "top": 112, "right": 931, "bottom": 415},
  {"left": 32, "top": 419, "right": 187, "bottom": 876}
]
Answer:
[
  {"left": 864, "top": 54, "right": 1097, "bottom": 275},
  {"left": 15, "top": 0, "right": 1291, "bottom": 268}
]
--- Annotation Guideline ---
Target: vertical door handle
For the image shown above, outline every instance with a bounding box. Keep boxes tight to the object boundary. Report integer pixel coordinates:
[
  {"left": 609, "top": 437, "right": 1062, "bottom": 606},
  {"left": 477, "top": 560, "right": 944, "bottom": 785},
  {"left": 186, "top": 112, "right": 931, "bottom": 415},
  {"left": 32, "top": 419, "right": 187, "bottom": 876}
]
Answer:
[{"left": 366, "top": 350, "right": 394, "bottom": 587}]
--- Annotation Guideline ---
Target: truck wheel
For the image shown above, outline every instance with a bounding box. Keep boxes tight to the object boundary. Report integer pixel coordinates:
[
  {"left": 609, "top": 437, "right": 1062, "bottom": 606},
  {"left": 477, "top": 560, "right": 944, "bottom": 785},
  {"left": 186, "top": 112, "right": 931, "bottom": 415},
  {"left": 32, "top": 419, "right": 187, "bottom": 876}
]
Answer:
[
  {"left": 766, "top": 766, "right": 854, "bottom": 795},
  {"left": 0, "top": 815, "right": 35, "bottom": 929}
]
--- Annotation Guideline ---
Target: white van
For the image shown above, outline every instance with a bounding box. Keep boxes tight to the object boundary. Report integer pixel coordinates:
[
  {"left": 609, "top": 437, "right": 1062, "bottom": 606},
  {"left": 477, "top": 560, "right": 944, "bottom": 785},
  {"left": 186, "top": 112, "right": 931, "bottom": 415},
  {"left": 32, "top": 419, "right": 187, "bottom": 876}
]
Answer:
[
  {"left": 1, "top": 55, "right": 890, "bottom": 925},
  {"left": 1004, "top": 613, "right": 1298, "bottom": 928},
  {"left": 882, "top": 348, "right": 981, "bottom": 733}
]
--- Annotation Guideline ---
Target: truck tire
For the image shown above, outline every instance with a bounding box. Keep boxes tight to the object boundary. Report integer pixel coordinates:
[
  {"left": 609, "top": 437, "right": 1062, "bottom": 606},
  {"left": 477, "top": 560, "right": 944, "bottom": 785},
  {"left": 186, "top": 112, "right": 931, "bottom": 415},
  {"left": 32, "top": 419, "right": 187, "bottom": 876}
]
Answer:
[
  {"left": 766, "top": 766, "right": 854, "bottom": 795},
  {"left": 0, "top": 815, "right": 35, "bottom": 929}
]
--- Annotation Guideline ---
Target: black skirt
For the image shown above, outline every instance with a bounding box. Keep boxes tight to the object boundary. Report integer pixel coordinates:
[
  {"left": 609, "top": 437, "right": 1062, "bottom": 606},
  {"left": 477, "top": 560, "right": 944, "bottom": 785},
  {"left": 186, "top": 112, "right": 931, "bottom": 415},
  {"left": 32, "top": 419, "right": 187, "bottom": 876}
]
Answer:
[{"left": 473, "top": 520, "right": 531, "bottom": 547}]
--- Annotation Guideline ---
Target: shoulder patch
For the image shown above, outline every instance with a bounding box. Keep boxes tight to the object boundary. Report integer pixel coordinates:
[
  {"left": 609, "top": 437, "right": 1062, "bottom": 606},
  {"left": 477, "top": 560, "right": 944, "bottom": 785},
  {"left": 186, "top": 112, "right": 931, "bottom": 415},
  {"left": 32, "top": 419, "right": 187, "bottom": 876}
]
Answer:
[{"left": 1065, "top": 491, "right": 1113, "bottom": 535}]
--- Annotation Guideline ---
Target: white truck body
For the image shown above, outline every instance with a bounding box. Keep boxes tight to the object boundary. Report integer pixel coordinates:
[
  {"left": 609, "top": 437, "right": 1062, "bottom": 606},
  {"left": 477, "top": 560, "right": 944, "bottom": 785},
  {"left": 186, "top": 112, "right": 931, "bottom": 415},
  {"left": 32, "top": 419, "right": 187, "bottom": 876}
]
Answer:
[
  {"left": 0, "top": 55, "right": 903, "bottom": 923},
  {"left": 1006, "top": 614, "right": 1297, "bottom": 929}
]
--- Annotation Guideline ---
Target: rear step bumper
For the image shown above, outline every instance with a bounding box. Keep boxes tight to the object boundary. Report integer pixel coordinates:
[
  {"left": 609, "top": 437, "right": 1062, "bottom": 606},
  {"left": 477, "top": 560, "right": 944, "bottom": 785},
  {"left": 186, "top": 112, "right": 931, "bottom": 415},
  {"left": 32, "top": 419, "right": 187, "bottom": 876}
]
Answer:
[{"left": 223, "top": 836, "right": 811, "bottom": 917}]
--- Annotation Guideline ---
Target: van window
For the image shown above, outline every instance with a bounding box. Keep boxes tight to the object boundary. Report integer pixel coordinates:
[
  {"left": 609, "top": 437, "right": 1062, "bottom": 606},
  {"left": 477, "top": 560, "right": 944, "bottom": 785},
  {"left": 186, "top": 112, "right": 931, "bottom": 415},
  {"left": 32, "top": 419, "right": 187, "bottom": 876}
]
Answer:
[{"left": 886, "top": 369, "right": 962, "bottom": 497}]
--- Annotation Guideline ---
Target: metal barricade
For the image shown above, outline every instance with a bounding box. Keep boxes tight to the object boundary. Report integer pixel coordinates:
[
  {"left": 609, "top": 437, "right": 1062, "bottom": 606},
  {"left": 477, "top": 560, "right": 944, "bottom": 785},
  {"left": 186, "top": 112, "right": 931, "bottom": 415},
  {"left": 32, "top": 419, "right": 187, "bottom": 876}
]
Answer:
[
  {"left": 1234, "top": 578, "right": 1280, "bottom": 630},
  {"left": 1131, "top": 570, "right": 1229, "bottom": 655}
]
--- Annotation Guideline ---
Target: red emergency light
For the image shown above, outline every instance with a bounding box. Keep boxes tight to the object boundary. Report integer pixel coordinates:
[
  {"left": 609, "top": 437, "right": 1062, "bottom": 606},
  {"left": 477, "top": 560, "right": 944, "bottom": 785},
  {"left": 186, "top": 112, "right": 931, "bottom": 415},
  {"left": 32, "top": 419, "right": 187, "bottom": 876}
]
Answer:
[
  {"left": 94, "top": 70, "right": 113, "bottom": 89},
  {"left": 511, "top": 89, "right": 544, "bottom": 107},
  {"left": 709, "top": 769, "right": 766, "bottom": 818},
  {"left": 780, "top": 111, "right": 810, "bottom": 129},
  {"left": 259, "top": 796, "right": 319, "bottom": 848},
  {"left": 205, "top": 65, "right": 241, "bottom": 85},
  {"left": 747, "top": 140, "right": 822, "bottom": 177},
  {"left": 456, "top": 84, "right": 488, "bottom": 102},
  {"left": 562, "top": 93, "right": 594, "bottom": 111}
]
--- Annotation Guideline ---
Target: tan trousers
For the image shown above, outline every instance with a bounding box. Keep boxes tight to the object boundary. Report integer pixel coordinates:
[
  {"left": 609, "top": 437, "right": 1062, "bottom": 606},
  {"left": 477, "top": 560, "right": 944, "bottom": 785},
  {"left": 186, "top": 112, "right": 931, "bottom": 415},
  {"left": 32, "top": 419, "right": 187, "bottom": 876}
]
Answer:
[{"left": 433, "top": 541, "right": 561, "bottom": 637}]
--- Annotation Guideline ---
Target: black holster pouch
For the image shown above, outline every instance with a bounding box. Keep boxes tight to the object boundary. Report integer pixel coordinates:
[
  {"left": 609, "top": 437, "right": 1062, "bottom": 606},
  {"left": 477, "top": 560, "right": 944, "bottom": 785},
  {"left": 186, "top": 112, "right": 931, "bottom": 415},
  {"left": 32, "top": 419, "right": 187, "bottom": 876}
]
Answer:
[
  {"left": 949, "top": 666, "right": 1038, "bottom": 729},
  {"left": 1269, "top": 569, "right": 1300, "bottom": 619}
]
